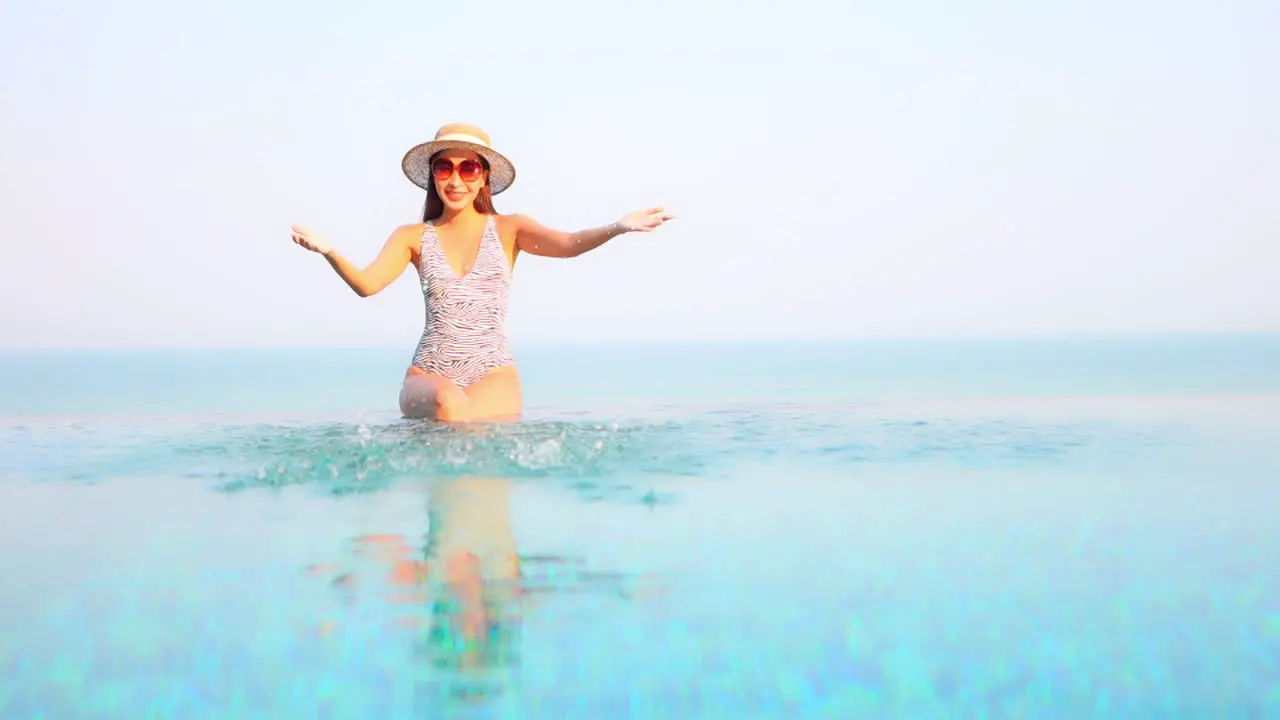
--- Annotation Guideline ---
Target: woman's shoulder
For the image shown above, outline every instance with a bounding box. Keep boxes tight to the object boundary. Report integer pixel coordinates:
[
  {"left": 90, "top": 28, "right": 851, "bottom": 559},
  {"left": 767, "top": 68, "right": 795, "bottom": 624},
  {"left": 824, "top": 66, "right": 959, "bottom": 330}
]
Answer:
[
  {"left": 491, "top": 214, "right": 526, "bottom": 255},
  {"left": 383, "top": 223, "right": 428, "bottom": 256},
  {"left": 391, "top": 222, "right": 429, "bottom": 241},
  {"left": 493, "top": 213, "right": 534, "bottom": 232}
]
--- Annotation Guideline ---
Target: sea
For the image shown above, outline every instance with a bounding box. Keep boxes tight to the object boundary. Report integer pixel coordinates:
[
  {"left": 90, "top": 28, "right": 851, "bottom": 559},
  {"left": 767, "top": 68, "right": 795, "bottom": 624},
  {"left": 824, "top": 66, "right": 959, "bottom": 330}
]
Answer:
[{"left": 2, "top": 335, "right": 1278, "bottom": 718}]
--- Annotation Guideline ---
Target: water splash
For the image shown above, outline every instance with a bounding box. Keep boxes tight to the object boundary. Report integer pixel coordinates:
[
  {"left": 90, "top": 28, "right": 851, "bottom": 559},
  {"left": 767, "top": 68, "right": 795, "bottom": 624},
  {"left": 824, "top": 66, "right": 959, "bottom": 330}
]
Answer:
[{"left": 2, "top": 403, "right": 1185, "bottom": 498}]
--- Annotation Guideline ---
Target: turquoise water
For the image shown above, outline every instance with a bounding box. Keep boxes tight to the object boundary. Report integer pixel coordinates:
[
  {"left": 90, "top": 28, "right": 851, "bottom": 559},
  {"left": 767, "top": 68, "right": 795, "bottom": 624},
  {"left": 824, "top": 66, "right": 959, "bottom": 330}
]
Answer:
[{"left": 2, "top": 336, "right": 1279, "bottom": 717}]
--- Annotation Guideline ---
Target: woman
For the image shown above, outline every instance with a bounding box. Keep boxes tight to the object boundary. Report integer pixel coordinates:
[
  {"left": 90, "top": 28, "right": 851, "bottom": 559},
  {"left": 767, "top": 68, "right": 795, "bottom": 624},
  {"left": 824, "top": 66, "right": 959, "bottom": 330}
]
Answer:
[{"left": 290, "top": 123, "right": 675, "bottom": 422}]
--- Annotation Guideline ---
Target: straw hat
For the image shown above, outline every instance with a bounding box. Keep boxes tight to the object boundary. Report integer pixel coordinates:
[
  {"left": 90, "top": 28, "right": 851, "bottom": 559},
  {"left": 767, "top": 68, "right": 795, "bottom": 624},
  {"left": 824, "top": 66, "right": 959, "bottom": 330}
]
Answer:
[{"left": 401, "top": 123, "right": 516, "bottom": 194}]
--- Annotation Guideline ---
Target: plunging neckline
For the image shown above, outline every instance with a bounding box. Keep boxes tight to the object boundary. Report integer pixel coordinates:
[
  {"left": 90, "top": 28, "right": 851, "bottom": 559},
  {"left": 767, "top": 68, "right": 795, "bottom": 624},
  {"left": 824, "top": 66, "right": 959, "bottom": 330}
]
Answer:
[{"left": 427, "top": 216, "right": 492, "bottom": 280}]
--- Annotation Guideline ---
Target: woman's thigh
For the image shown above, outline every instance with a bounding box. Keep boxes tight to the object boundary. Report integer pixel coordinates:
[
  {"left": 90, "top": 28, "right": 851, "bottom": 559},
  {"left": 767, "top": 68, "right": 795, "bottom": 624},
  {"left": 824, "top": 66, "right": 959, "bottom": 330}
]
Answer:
[
  {"left": 399, "top": 369, "right": 466, "bottom": 420},
  {"left": 459, "top": 365, "right": 523, "bottom": 421},
  {"left": 400, "top": 365, "right": 521, "bottom": 422}
]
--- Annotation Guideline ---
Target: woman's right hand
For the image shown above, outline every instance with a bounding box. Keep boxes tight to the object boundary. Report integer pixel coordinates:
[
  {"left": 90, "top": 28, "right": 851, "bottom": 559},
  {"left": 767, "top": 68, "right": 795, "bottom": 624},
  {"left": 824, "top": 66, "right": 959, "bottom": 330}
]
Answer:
[{"left": 291, "top": 224, "right": 334, "bottom": 255}]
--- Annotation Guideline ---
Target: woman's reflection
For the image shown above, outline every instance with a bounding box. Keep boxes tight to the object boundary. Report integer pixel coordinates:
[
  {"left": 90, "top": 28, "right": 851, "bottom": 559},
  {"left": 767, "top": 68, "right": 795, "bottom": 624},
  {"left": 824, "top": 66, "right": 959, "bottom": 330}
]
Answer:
[{"left": 308, "top": 475, "right": 662, "bottom": 704}]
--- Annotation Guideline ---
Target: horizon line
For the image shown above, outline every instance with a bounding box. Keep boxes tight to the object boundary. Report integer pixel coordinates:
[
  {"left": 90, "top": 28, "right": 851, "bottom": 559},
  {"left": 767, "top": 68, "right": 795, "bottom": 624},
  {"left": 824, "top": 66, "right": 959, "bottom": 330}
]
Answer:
[{"left": 1, "top": 330, "right": 1278, "bottom": 354}]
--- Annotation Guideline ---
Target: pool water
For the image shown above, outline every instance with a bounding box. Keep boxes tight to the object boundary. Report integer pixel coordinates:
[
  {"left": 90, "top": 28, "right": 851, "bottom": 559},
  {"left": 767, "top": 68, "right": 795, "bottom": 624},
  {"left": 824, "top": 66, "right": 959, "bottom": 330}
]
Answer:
[{"left": 2, "top": 338, "right": 1279, "bottom": 717}]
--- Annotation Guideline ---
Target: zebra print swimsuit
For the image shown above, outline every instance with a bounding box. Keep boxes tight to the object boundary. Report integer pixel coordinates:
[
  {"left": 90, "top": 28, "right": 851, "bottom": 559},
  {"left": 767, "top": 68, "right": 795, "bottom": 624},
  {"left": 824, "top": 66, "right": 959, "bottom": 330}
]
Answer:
[{"left": 410, "top": 215, "right": 515, "bottom": 387}]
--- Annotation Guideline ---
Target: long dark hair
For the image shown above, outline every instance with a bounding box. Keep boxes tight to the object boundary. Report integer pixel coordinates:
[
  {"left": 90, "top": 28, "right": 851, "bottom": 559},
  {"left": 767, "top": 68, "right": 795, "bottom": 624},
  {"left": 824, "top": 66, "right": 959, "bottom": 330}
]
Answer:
[{"left": 421, "top": 153, "right": 498, "bottom": 222}]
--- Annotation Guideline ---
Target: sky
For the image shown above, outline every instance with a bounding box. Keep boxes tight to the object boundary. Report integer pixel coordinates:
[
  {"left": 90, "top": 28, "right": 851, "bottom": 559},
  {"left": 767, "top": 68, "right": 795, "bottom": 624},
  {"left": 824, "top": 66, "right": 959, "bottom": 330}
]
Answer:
[{"left": 1, "top": 0, "right": 1277, "bottom": 350}]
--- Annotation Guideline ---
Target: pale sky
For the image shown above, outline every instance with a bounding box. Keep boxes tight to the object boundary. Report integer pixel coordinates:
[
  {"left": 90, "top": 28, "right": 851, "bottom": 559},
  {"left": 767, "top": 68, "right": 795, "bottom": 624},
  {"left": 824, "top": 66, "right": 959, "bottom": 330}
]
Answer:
[{"left": 2, "top": 0, "right": 1277, "bottom": 350}]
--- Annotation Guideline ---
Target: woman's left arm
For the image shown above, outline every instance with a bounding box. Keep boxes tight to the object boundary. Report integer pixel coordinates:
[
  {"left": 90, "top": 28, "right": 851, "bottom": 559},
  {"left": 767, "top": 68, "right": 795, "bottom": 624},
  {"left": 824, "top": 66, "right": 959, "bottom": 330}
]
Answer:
[{"left": 513, "top": 207, "right": 675, "bottom": 258}]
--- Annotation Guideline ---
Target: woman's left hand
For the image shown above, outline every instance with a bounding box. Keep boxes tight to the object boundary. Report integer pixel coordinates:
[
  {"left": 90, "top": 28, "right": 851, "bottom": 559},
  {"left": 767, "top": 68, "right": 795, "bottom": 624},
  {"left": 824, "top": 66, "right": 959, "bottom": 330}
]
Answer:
[{"left": 617, "top": 207, "right": 676, "bottom": 233}]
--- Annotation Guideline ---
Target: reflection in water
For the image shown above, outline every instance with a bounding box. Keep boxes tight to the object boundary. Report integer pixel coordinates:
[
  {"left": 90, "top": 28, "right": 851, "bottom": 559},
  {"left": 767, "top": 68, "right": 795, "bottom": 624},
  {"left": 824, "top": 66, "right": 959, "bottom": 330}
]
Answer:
[{"left": 307, "top": 476, "right": 663, "bottom": 708}]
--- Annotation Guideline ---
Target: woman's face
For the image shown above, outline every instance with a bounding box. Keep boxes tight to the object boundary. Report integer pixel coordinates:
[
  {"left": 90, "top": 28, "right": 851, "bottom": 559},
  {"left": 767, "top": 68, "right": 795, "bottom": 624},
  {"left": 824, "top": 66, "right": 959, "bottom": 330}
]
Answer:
[{"left": 431, "top": 149, "right": 488, "bottom": 212}]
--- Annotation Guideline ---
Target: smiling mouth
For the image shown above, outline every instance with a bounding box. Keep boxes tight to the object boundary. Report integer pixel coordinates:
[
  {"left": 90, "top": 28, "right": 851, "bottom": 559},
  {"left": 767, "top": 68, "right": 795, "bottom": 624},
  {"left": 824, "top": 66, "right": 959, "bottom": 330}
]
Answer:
[{"left": 445, "top": 190, "right": 466, "bottom": 200}]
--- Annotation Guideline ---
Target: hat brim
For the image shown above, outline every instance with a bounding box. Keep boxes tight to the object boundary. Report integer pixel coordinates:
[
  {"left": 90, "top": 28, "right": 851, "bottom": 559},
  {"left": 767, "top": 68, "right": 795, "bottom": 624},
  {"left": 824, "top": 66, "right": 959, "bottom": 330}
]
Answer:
[{"left": 401, "top": 140, "right": 516, "bottom": 195}]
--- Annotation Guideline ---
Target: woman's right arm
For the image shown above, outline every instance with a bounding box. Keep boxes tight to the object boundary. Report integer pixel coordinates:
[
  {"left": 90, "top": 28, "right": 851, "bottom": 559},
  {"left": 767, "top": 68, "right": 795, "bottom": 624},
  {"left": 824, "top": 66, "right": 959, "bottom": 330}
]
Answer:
[{"left": 291, "top": 223, "right": 419, "bottom": 297}]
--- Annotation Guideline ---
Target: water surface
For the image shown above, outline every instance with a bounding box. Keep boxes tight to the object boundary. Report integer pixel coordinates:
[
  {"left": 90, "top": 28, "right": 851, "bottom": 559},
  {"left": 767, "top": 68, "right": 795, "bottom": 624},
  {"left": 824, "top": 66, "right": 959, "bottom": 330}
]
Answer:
[{"left": 2, "top": 338, "right": 1278, "bottom": 717}]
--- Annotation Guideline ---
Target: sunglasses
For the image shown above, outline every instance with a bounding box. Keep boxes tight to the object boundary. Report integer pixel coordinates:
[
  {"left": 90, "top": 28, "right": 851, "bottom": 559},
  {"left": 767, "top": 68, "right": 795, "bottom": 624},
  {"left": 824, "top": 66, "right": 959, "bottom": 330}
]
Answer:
[{"left": 431, "top": 157, "right": 486, "bottom": 183}]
